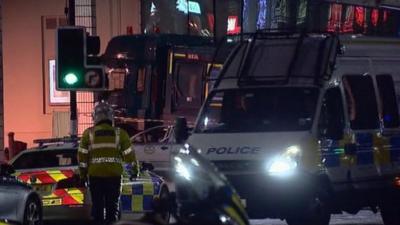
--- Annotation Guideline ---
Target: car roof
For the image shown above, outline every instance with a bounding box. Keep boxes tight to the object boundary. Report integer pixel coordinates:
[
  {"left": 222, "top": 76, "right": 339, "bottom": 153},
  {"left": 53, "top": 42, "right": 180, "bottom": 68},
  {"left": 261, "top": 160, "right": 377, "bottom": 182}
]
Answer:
[
  {"left": 10, "top": 142, "right": 78, "bottom": 164},
  {"left": 28, "top": 142, "right": 78, "bottom": 151}
]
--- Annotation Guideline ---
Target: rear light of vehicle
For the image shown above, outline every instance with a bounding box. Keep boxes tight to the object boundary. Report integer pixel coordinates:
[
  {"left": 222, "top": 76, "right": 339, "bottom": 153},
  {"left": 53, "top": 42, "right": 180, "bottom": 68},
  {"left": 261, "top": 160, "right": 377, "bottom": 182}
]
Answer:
[{"left": 394, "top": 176, "right": 400, "bottom": 188}]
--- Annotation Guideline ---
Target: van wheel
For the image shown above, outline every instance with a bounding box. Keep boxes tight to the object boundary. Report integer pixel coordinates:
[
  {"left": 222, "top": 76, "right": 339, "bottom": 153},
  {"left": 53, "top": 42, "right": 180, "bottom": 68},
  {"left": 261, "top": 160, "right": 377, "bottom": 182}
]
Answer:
[
  {"left": 286, "top": 196, "right": 330, "bottom": 225},
  {"left": 380, "top": 201, "right": 400, "bottom": 225},
  {"left": 23, "top": 196, "right": 42, "bottom": 225}
]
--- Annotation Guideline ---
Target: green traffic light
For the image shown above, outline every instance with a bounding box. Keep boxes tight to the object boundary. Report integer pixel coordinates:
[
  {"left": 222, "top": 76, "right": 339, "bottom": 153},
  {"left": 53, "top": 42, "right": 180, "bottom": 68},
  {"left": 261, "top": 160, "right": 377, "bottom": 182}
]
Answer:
[{"left": 64, "top": 73, "right": 79, "bottom": 85}]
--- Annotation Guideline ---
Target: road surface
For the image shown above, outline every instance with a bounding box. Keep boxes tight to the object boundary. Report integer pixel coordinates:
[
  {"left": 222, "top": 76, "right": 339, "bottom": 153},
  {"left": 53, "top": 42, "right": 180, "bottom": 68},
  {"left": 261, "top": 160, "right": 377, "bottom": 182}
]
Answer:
[
  {"left": 45, "top": 210, "right": 383, "bottom": 225},
  {"left": 251, "top": 210, "right": 383, "bottom": 225}
]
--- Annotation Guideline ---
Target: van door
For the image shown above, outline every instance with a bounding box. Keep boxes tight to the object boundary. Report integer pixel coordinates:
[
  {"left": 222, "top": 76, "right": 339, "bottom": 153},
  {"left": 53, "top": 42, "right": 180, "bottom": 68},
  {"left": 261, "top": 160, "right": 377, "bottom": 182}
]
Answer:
[
  {"left": 342, "top": 73, "right": 382, "bottom": 186},
  {"left": 318, "top": 86, "right": 355, "bottom": 188},
  {"left": 371, "top": 60, "right": 400, "bottom": 175}
]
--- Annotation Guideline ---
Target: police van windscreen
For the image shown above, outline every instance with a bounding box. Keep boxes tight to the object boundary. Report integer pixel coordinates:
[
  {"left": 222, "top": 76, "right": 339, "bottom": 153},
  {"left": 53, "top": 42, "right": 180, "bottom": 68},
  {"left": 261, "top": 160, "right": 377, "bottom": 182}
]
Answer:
[
  {"left": 196, "top": 87, "right": 319, "bottom": 133},
  {"left": 12, "top": 149, "right": 78, "bottom": 170}
]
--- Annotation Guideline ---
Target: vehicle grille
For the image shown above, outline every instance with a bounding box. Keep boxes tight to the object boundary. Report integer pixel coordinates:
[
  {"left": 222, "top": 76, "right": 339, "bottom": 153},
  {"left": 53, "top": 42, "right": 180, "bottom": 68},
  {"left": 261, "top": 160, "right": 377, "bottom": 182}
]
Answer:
[{"left": 212, "top": 160, "right": 264, "bottom": 172}]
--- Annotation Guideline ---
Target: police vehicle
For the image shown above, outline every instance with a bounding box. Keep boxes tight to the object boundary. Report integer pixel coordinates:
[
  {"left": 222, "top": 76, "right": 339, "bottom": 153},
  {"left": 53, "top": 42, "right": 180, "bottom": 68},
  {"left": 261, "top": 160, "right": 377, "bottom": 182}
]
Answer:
[
  {"left": 113, "top": 143, "right": 250, "bottom": 225},
  {"left": 0, "top": 162, "right": 43, "bottom": 225},
  {"left": 10, "top": 138, "right": 170, "bottom": 223},
  {"left": 174, "top": 30, "right": 400, "bottom": 225},
  {"left": 131, "top": 125, "right": 174, "bottom": 181}
]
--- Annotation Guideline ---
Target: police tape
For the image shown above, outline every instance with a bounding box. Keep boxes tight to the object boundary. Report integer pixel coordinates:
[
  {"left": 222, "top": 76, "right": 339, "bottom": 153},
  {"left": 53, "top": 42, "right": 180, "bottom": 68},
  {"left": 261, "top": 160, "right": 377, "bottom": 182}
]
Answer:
[
  {"left": 79, "top": 115, "right": 196, "bottom": 126},
  {"left": 114, "top": 117, "right": 195, "bottom": 126}
]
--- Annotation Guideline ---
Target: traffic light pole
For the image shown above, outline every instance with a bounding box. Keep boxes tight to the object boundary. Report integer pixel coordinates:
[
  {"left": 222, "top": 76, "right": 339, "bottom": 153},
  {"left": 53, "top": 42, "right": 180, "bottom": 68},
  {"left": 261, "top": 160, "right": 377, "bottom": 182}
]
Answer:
[{"left": 67, "top": 0, "right": 78, "bottom": 137}]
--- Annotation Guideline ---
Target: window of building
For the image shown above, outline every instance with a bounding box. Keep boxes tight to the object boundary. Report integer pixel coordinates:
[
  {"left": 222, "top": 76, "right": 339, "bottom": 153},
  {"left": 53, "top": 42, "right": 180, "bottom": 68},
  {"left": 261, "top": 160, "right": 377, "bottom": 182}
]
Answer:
[
  {"left": 376, "top": 74, "right": 400, "bottom": 128},
  {"left": 141, "top": 0, "right": 215, "bottom": 36},
  {"left": 75, "top": 0, "right": 96, "bottom": 35},
  {"left": 343, "top": 75, "right": 379, "bottom": 130}
]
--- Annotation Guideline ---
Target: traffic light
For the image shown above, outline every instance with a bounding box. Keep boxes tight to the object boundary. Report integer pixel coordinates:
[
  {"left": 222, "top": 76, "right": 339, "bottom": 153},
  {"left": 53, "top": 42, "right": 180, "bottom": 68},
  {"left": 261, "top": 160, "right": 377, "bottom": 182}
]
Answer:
[{"left": 56, "top": 27, "right": 106, "bottom": 91}]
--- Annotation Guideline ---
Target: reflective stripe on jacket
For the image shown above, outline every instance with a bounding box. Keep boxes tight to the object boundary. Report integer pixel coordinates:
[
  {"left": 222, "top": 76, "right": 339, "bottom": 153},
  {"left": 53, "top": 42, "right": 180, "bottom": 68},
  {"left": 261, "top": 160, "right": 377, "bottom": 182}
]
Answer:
[{"left": 78, "top": 123, "right": 136, "bottom": 177}]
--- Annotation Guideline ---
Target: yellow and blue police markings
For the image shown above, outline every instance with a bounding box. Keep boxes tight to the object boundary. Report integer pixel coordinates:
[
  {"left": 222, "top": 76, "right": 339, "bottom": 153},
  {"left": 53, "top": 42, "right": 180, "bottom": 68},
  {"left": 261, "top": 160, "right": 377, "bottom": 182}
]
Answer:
[
  {"left": 321, "top": 132, "right": 400, "bottom": 168},
  {"left": 120, "top": 171, "right": 163, "bottom": 213},
  {"left": 219, "top": 186, "right": 248, "bottom": 225}
]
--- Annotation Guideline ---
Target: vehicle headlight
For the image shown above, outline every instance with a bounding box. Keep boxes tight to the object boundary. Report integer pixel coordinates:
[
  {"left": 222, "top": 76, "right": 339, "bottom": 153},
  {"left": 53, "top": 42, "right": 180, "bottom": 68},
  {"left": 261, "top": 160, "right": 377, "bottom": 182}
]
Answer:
[
  {"left": 219, "top": 214, "right": 240, "bottom": 225},
  {"left": 174, "top": 156, "right": 191, "bottom": 181},
  {"left": 267, "top": 157, "right": 297, "bottom": 175},
  {"left": 267, "top": 145, "right": 300, "bottom": 176}
]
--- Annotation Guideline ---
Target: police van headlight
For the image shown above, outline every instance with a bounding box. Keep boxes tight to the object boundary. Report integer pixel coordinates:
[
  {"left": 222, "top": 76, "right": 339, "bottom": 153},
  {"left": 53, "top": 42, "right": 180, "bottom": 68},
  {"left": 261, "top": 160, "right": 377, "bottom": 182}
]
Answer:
[
  {"left": 267, "top": 156, "right": 297, "bottom": 176},
  {"left": 267, "top": 145, "right": 300, "bottom": 176},
  {"left": 174, "top": 156, "right": 191, "bottom": 181}
]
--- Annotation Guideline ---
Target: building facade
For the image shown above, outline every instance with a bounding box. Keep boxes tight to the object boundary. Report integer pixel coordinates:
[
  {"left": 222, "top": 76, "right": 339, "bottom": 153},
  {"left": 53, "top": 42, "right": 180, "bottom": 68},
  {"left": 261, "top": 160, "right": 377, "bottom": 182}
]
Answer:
[
  {"left": 0, "top": 0, "right": 3, "bottom": 153},
  {"left": 0, "top": 0, "right": 140, "bottom": 155}
]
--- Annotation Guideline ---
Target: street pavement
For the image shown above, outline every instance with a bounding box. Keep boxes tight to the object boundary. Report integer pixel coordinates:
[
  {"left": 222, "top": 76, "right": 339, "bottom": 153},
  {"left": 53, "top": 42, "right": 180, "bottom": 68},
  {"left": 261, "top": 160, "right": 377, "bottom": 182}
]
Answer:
[{"left": 251, "top": 210, "right": 383, "bottom": 225}]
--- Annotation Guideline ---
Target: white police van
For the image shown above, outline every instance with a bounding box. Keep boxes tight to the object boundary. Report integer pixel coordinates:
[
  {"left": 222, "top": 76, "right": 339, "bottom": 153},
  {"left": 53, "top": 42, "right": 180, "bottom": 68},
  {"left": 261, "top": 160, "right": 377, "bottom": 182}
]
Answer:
[{"left": 177, "top": 33, "right": 400, "bottom": 225}]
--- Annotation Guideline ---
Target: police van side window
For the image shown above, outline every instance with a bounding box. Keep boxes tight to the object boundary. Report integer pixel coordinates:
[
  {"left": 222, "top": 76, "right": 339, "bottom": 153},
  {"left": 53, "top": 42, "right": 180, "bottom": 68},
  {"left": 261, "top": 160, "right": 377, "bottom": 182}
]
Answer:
[
  {"left": 343, "top": 75, "right": 379, "bottom": 130},
  {"left": 376, "top": 75, "right": 400, "bottom": 128},
  {"left": 318, "top": 88, "right": 345, "bottom": 140}
]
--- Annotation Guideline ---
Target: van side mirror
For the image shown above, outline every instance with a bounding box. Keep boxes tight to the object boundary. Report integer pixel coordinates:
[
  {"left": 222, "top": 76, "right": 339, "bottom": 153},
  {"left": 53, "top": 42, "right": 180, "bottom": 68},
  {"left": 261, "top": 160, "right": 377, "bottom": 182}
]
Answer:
[{"left": 174, "top": 117, "right": 189, "bottom": 144}]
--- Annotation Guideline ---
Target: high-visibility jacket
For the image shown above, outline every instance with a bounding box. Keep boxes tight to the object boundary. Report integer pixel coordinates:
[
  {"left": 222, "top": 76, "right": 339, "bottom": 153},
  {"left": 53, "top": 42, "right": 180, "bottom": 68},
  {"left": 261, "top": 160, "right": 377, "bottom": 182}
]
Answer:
[{"left": 78, "top": 123, "right": 137, "bottom": 178}]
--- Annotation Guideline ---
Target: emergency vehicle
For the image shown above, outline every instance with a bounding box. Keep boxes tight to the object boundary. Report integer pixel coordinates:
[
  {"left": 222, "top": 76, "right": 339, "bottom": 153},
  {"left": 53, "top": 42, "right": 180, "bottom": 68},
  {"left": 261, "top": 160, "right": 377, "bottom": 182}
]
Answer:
[
  {"left": 173, "top": 32, "right": 400, "bottom": 225},
  {"left": 10, "top": 138, "right": 170, "bottom": 223}
]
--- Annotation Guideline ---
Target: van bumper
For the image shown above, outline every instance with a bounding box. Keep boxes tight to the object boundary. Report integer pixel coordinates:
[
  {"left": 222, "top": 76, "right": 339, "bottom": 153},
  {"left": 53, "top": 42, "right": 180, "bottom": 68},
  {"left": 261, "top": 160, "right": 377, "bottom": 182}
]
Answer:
[{"left": 226, "top": 172, "right": 317, "bottom": 219}]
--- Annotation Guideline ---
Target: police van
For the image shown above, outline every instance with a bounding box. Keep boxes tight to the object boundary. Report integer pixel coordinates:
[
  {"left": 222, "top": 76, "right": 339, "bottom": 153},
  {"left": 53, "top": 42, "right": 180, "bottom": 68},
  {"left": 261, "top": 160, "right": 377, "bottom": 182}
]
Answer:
[{"left": 176, "top": 33, "right": 400, "bottom": 225}]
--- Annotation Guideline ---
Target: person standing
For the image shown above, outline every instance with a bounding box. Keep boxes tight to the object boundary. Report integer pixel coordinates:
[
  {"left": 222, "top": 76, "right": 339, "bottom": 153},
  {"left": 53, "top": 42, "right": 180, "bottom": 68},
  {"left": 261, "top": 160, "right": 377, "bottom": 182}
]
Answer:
[{"left": 78, "top": 101, "right": 140, "bottom": 225}]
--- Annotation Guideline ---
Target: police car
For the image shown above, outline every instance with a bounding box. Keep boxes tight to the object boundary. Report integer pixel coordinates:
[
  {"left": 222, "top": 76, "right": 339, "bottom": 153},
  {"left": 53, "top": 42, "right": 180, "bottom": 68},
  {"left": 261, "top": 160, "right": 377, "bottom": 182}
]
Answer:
[
  {"left": 10, "top": 138, "right": 170, "bottom": 223},
  {"left": 0, "top": 162, "right": 43, "bottom": 225},
  {"left": 113, "top": 143, "right": 250, "bottom": 225},
  {"left": 131, "top": 125, "right": 174, "bottom": 180}
]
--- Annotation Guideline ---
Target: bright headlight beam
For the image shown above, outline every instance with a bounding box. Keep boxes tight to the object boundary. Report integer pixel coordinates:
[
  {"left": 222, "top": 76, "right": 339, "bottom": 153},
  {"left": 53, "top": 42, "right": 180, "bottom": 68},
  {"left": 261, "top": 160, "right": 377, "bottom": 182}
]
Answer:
[
  {"left": 287, "top": 145, "right": 300, "bottom": 155},
  {"left": 176, "top": 163, "right": 191, "bottom": 180},
  {"left": 268, "top": 157, "right": 297, "bottom": 176},
  {"left": 269, "top": 160, "right": 292, "bottom": 173}
]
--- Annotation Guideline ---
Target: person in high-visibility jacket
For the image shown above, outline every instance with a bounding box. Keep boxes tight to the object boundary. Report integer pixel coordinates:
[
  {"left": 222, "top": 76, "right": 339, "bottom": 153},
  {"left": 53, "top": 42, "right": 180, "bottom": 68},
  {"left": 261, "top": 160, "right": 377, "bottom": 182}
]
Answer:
[{"left": 78, "top": 101, "right": 139, "bottom": 225}]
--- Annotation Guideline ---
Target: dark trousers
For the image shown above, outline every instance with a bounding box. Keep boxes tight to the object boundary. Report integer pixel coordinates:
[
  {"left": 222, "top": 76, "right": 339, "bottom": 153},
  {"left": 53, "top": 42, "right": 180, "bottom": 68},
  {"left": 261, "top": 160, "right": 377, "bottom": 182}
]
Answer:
[{"left": 89, "top": 176, "right": 121, "bottom": 225}]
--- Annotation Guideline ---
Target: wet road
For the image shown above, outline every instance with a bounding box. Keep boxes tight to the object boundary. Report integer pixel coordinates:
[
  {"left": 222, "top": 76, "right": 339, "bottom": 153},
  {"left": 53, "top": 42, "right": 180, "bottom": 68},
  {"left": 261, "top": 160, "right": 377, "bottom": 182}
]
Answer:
[{"left": 45, "top": 210, "right": 383, "bottom": 225}]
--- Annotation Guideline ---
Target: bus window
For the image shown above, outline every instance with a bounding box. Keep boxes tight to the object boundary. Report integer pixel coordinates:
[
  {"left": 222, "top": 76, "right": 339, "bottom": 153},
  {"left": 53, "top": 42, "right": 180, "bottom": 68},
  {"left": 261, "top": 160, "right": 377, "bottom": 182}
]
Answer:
[
  {"left": 174, "top": 62, "right": 205, "bottom": 111},
  {"left": 376, "top": 74, "right": 400, "bottom": 128},
  {"left": 343, "top": 75, "right": 379, "bottom": 130}
]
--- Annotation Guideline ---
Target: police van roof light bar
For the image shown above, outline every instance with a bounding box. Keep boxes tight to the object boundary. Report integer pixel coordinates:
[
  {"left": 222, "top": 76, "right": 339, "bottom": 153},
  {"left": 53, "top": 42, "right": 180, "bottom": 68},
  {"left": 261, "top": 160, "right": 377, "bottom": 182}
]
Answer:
[{"left": 33, "top": 137, "right": 80, "bottom": 147}]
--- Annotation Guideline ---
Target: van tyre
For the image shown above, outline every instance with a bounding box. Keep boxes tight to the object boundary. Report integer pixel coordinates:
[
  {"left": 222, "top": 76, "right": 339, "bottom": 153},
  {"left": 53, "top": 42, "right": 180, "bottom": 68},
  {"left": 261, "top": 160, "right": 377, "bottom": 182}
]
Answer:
[
  {"left": 286, "top": 196, "right": 330, "bottom": 225},
  {"left": 23, "top": 196, "right": 42, "bottom": 225},
  {"left": 380, "top": 201, "right": 400, "bottom": 225}
]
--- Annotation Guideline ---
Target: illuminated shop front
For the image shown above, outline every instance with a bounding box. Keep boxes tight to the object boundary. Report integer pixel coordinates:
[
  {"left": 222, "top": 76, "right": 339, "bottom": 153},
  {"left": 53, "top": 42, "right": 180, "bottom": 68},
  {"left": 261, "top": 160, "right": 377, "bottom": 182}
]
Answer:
[{"left": 140, "top": 0, "right": 400, "bottom": 37}]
